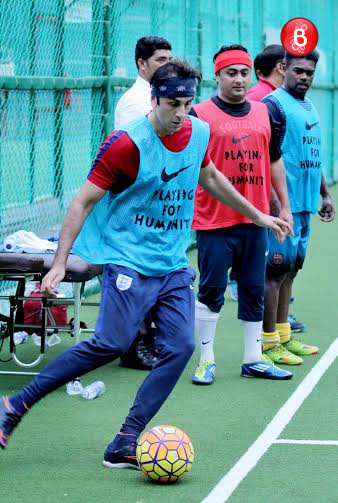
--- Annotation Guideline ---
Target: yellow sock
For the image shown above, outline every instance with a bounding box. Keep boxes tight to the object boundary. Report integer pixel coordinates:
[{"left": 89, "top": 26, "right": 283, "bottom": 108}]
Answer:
[
  {"left": 262, "top": 330, "right": 280, "bottom": 351},
  {"left": 277, "top": 322, "right": 291, "bottom": 344}
]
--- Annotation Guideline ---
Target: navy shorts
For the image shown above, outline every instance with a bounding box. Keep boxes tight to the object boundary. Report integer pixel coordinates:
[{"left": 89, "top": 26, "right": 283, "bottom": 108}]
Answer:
[
  {"left": 196, "top": 224, "right": 268, "bottom": 321},
  {"left": 267, "top": 211, "right": 311, "bottom": 276}
]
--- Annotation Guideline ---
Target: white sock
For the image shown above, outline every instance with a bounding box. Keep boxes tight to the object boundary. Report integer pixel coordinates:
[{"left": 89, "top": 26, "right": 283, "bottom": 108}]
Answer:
[
  {"left": 241, "top": 320, "right": 263, "bottom": 363},
  {"left": 195, "top": 300, "right": 219, "bottom": 363}
]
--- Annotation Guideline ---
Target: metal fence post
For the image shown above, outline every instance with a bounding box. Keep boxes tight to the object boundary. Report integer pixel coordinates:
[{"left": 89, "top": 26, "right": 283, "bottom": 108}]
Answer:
[{"left": 103, "top": 0, "right": 111, "bottom": 139}]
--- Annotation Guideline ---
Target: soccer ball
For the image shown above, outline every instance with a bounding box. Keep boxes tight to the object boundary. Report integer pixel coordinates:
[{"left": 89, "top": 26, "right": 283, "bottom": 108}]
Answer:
[{"left": 136, "top": 425, "right": 194, "bottom": 483}]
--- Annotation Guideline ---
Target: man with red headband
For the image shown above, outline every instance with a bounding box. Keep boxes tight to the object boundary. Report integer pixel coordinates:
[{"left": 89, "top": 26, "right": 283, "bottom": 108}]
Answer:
[
  {"left": 190, "top": 44, "right": 293, "bottom": 385},
  {"left": 0, "top": 59, "right": 292, "bottom": 468}
]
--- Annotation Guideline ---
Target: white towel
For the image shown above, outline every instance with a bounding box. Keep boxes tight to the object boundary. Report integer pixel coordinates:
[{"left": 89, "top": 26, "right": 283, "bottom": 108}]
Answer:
[{"left": 3, "top": 230, "right": 58, "bottom": 253}]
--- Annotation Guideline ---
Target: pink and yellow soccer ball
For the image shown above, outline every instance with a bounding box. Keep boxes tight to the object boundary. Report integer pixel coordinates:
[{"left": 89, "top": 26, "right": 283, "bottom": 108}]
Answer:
[{"left": 136, "top": 425, "right": 194, "bottom": 483}]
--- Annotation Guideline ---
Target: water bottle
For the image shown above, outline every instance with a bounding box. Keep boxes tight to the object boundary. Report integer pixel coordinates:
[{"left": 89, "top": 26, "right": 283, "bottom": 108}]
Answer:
[
  {"left": 13, "top": 331, "right": 28, "bottom": 345},
  {"left": 66, "top": 378, "right": 83, "bottom": 396},
  {"left": 82, "top": 381, "right": 106, "bottom": 400},
  {"left": 31, "top": 332, "right": 41, "bottom": 346}
]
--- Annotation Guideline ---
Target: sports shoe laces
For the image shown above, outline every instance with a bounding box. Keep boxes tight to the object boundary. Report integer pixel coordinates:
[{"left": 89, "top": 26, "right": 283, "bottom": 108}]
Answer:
[
  {"left": 289, "top": 336, "right": 301, "bottom": 343},
  {"left": 273, "top": 343, "right": 291, "bottom": 353},
  {"left": 195, "top": 360, "right": 213, "bottom": 376},
  {"left": 106, "top": 440, "right": 137, "bottom": 458},
  {"left": 199, "top": 359, "right": 213, "bottom": 369}
]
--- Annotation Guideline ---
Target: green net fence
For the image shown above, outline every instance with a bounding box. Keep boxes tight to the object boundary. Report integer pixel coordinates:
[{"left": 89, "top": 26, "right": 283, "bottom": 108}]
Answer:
[
  {"left": 0, "top": 0, "right": 105, "bottom": 240},
  {"left": 0, "top": 0, "right": 337, "bottom": 299}
]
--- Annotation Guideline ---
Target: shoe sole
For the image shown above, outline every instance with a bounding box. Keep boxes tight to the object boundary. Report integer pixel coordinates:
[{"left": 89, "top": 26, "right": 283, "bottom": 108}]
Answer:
[
  {"left": 119, "top": 361, "right": 152, "bottom": 370},
  {"left": 102, "top": 460, "right": 140, "bottom": 470},
  {"left": 289, "top": 350, "right": 319, "bottom": 356},
  {"left": 270, "top": 360, "right": 303, "bottom": 365},
  {"left": 192, "top": 379, "right": 213, "bottom": 385},
  {"left": 241, "top": 373, "right": 293, "bottom": 380}
]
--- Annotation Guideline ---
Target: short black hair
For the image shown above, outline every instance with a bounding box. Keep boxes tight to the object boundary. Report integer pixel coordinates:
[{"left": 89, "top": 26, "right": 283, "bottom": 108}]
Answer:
[
  {"left": 254, "top": 44, "right": 285, "bottom": 77},
  {"left": 213, "top": 44, "right": 248, "bottom": 64},
  {"left": 285, "top": 49, "right": 319, "bottom": 68},
  {"left": 150, "top": 58, "right": 202, "bottom": 88},
  {"left": 135, "top": 36, "right": 171, "bottom": 68}
]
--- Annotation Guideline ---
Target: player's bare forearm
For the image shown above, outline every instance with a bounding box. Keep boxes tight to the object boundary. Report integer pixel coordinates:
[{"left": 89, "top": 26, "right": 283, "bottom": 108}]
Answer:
[
  {"left": 53, "top": 180, "right": 107, "bottom": 267},
  {"left": 199, "top": 162, "right": 263, "bottom": 222},
  {"left": 198, "top": 162, "right": 293, "bottom": 241},
  {"left": 319, "top": 172, "right": 335, "bottom": 222},
  {"left": 270, "top": 158, "right": 291, "bottom": 217},
  {"left": 53, "top": 203, "right": 89, "bottom": 267},
  {"left": 41, "top": 202, "right": 90, "bottom": 297},
  {"left": 320, "top": 172, "right": 331, "bottom": 198},
  {"left": 270, "top": 186, "right": 281, "bottom": 217}
]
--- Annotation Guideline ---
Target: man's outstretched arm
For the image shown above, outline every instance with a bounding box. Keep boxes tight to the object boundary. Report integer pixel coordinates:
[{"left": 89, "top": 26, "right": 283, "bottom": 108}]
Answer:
[
  {"left": 319, "top": 172, "right": 335, "bottom": 222},
  {"left": 198, "top": 161, "right": 293, "bottom": 242},
  {"left": 270, "top": 157, "right": 293, "bottom": 226}
]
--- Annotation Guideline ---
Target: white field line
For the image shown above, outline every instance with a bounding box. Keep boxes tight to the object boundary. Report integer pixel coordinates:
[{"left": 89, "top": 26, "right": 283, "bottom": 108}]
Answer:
[
  {"left": 201, "top": 336, "right": 338, "bottom": 503},
  {"left": 275, "top": 439, "right": 338, "bottom": 446}
]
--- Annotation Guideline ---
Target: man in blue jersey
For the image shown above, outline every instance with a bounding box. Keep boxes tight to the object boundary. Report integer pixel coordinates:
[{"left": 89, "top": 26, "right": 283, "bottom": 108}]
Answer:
[
  {"left": 248, "top": 44, "right": 306, "bottom": 334},
  {"left": 0, "top": 59, "right": 292, "bottom": 469},
  {"left": 262, "top": 50, "right": 335, "bottom": 364}
]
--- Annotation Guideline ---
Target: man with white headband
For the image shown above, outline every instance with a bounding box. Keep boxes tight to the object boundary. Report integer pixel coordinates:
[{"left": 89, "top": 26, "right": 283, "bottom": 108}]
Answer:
[
  {"left": 0, "top": 59, "right": 292, "bottom": 469},
  {"left": 190, "top": 44, "right": 293, "bottom": 385}
]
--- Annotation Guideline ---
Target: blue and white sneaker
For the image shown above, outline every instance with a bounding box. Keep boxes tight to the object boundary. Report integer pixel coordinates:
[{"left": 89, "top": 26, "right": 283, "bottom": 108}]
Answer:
[
  {"left": 288, "top": 314, "right": 306, "bottom": 333},
  {"left": 192, "top": 360, "right": 216, "bottom": 385},
  {"left": 241, "top": 360, "right": 293, "bottom": 380}
]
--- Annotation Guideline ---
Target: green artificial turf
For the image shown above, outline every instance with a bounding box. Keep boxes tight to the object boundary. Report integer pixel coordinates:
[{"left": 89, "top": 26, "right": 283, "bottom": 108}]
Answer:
[{"left": 0, "top": 185, "right": 337, "bottom": 503}]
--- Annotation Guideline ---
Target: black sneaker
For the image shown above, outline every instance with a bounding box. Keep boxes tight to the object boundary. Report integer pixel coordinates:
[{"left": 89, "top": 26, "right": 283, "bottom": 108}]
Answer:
[
  {"left": 120, "top": 337, "right": 157, "bottom": 370},
  {"left": 103, "top": 438, "right": 140, "bottom": 470},
  {"left": 144, "top": 338, "right": 160, "bottom": 361},
  {"left": 0, "top": 396, "right": 22, "bottom": 449}
]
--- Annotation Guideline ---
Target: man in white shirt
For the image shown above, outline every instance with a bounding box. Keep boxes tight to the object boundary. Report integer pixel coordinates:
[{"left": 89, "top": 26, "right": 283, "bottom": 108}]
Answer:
[
  {"left": 114, "top": 36, "right": 172, "bottom": 370},
  {"left": 114, "top": 36, "right": 172, "bottom": 128}
]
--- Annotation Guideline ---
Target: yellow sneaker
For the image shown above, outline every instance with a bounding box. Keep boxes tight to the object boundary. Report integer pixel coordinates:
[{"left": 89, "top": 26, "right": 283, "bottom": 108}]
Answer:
[
  {"left": 261, "top": 353, "right": 273, "bottom": 363},
  {"left": 283, "top": 336, "right": 319, "bottom": 356},
  {"left": 264, "top": 343, "right": 303, "bottom": 365}
]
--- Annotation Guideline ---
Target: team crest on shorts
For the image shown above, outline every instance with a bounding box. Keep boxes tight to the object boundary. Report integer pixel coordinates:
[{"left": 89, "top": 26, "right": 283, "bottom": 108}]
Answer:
[
  {"left": 272, "top": 253, "right": 283, "bottom": 265},
  {"left": 116, "top": 274, "right": 133, "bottom": 291}
]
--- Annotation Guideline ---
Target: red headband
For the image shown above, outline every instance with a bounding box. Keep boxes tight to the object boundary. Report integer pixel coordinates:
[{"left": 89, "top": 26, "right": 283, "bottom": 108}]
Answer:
[{"left": 214, "top": 50, "right": 252, "bottom": 75}]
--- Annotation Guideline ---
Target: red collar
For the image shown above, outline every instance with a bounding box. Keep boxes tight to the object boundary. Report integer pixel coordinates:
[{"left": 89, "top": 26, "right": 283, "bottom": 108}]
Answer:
[{"left": 258, "top": 77, "right": 277, "bottom": 90}]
